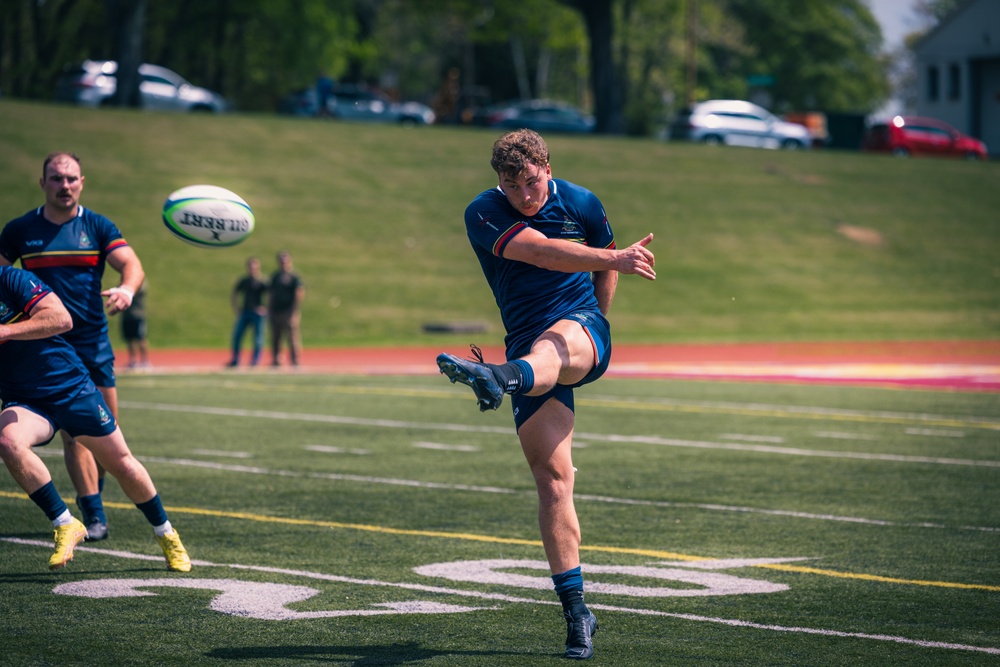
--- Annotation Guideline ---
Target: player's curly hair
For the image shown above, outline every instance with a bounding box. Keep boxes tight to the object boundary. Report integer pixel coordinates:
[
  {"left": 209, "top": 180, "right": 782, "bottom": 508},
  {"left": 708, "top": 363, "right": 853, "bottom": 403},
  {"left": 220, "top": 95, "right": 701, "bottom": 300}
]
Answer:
[{"left": 490, "top": 129, "right": 549, "bottom": 178}]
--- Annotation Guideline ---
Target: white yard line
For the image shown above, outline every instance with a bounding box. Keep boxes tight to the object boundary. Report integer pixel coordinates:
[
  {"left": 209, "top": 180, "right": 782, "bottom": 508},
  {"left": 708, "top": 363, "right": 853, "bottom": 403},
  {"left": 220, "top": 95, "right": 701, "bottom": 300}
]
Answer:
[{"left": 3, "top": 537, "right": 998, "bottom": 656}]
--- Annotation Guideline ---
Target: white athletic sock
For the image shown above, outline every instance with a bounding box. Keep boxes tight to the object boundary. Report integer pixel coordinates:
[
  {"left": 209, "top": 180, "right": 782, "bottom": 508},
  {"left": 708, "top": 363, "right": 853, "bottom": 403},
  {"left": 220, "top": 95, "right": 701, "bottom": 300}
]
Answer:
[
  {"left": 52, "top": 510, "right": 74, "bottom": 527},
  {"left": 153, "top": 521, "right": 174, "bottom": 537}
]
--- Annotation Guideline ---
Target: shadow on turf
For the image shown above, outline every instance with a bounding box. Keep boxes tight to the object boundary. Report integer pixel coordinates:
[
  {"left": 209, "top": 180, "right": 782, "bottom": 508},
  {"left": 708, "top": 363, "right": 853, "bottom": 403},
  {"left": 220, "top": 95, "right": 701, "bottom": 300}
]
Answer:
[{"left": 206, "top": 643, "right": 528, "bottom": 663}]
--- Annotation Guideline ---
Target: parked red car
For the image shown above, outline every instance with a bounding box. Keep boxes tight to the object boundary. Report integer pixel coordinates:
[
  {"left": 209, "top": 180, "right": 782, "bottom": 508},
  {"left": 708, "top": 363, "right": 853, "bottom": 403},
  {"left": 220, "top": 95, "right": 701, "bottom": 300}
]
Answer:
[{"left": 863, "top": 115, "right": 987, "bottom": 160}]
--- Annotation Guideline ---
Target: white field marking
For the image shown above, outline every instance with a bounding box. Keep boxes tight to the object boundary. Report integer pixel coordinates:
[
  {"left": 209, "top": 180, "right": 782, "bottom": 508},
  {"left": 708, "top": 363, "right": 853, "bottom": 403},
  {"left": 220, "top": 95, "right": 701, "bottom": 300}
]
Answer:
[
  {"left": 5, "top": 538, "right": 998, "bottom": 656},
  {"left": 412, "top": 442, "right": 479, "bottom": 452},
  {"left": 905, "top": 428, "right": 966, "bottom": 438},
  {"left": 119, "top": 402, "right": 1000, "bottom": 468},
  {"left": 414, "top": 558, "right": 791, "bottom": 597},
  {"left": 192, "top": 449, "right": 253, "bottom": 458},
  {"left": 305, "top": 445, "right": 372, "bottom": 455},
  {"left": 720, "top": 433, "right": 786, "bottom": 443},
  {"left": 53, "top": 579, "right": 487, "bottom": 620},
  {"left": 814, "top": 431, "right": 879, "bottom": 441},
  {"left": 133, "top": 456, "right": 999, "bottom": 533},
  {"left": 580, "top": 394, "right": 1000, "bottom": 431},
  {"left": 141, "top": 457, "right": 516, "bottom": 495}
]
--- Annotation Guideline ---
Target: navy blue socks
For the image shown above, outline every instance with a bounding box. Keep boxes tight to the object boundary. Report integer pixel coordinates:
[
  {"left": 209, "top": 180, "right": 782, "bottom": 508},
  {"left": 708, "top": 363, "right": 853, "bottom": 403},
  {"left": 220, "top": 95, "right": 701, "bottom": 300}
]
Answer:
[
  {"left": 76, "top": 493, "right": 107, "bottom": 524},
  {"left": 552, "top": 566, "right": 588, "bottom": 617},
  {"left": 29, "top": 481, "right": 70, "bottom": 522},
  {"left": 135, "top": 494, "right": 169, "bottom": 527},
  {"left": 489, "top": 359, "right": 535, "bottom": 395}
]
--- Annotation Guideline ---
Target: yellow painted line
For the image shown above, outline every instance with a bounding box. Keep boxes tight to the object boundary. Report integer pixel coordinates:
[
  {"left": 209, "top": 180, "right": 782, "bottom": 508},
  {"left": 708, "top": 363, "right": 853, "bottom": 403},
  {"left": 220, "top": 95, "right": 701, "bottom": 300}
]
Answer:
[
  {"left": 3, "top": 489, "right": 996, "bottom": 592},
  {"left": 754, "top": 563, "right": 1000, "bottom": 591}
]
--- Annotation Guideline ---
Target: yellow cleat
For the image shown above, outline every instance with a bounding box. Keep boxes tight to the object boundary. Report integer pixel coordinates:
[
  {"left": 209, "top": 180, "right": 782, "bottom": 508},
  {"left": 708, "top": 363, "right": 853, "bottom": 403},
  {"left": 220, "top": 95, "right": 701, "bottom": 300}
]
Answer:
[
  {"left": 49, "top": 518, "right": 88, "bottom": 570},
  {"left": 156, "top": 530, "right": 192, "bottom": 572}
]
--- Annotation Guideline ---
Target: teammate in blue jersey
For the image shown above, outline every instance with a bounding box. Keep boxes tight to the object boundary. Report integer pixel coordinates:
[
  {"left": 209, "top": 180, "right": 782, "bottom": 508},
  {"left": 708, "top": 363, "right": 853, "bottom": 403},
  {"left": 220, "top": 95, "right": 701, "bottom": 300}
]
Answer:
[
  {"left": 0, "top": 265, "right": 191, "bottom": 572},
  {"left": 0, "top": 152, "right": 145, "bottom": 542},
  {"left": 437, "top": 129, "right": 656, "bottom": 660}
]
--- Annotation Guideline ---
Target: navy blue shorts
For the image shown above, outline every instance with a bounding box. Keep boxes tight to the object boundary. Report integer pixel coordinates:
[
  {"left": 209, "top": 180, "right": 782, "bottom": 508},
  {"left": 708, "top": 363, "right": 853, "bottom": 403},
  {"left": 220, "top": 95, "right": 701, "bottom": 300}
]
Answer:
[
  {"left": 70, "top": 337, "right": 117, "bottom": 388},
  {"left": 510, "top": 311, "right": 611, "bottom": 431},
  {"left": 4, "top": 382, "right": 118, "bottom": 442}
]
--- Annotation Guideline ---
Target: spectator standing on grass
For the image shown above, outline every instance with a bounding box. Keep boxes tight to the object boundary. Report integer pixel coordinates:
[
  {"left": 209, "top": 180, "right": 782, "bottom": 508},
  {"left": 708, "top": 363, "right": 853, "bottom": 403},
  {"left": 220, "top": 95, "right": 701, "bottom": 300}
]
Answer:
[
  {"left": 436, "top": 129, "right": 656, "bottom": 660},
  {"left": 0, "top": 264, "right": 191, "bottom": 572},
  {"left": 228, "top": 256, "right": 268, "bottom": 367},
  {"left": 268, "top": 250, "right": 304, "bottom": 367},
  {"left": 122, "top": 280, "right": 150, "bottom": 369},
  {"left": 0, "top": 151, "right": 145, "bottom": 542},
  {"left": 316, "top": 71, "right": 334, "bottom": 117}
]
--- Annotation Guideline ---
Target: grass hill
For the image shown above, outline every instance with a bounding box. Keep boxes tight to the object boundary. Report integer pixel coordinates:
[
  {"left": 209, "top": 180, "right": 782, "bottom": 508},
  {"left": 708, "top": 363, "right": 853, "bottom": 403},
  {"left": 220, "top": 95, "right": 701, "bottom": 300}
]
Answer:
[{"left": 1, "top": 99, "right": 997, "bottom": 349}]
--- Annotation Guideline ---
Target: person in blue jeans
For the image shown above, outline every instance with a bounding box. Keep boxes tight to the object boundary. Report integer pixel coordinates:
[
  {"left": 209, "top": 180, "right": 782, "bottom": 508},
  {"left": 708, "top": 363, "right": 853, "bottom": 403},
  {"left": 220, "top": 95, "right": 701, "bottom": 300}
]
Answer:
[
  {"left": 437, "top": 129, "right": 656, "bottom": 660},
  {"left": 228, "top": 256, "right": 267, "bottom": 367}
]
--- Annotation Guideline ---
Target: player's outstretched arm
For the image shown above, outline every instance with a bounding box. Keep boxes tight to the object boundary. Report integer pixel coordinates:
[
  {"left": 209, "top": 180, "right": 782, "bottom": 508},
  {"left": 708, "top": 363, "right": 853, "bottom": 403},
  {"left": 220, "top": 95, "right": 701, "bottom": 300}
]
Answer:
[
  {"left": 617, "top": 233, "right": 656, "bottom": 280},
  {"left": 0, "top": 293, "right": 73, "bottom": 342},
  {"left": 505, "top": 229, "right": 656, "bottom": 280}
]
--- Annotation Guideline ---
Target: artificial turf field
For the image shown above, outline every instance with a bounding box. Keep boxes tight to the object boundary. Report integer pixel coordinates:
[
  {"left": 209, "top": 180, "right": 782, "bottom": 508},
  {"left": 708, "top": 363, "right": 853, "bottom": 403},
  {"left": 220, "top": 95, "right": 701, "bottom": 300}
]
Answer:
[{"left": 1, "top": 370, "right": 997, "bottom": 665}]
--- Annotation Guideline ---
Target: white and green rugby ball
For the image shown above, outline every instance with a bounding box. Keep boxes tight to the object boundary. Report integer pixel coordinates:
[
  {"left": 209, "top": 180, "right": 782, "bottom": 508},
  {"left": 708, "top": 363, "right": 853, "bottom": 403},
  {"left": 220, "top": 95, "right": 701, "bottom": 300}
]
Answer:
[{"left": 162, "top": 185, "right": 254, "bottom": 247}]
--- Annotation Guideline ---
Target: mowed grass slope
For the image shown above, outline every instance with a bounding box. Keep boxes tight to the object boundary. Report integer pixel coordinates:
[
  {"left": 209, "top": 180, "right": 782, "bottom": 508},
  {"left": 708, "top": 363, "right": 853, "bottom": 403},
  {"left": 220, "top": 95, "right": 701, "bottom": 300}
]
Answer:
[
  {"left": 1, "top": 98, "right": 998, "bottom": 348},
  {"left": 0, "top": 373, "right": 998, "bottom": 665}
]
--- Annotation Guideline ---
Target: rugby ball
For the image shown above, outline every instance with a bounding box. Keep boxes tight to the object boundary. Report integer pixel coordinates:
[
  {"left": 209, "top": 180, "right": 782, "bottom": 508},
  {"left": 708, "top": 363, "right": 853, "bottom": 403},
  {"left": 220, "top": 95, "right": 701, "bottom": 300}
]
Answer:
[{"left": 162, "top": 185, "right": 254, "bottom": 247}]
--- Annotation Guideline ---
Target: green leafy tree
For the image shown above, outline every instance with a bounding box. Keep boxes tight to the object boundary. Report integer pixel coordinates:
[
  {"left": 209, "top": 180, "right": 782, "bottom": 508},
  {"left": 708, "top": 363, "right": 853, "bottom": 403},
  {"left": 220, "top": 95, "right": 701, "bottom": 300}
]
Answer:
[{"left": 725, "top": 0, "right": 890, "bottom": 112}]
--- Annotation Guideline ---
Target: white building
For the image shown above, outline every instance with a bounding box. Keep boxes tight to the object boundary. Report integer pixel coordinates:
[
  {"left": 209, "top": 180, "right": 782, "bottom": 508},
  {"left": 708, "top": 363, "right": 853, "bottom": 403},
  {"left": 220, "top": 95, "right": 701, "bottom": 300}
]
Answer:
[{"left": 913, "top": 0, "right": 1000, "bottom": 155}]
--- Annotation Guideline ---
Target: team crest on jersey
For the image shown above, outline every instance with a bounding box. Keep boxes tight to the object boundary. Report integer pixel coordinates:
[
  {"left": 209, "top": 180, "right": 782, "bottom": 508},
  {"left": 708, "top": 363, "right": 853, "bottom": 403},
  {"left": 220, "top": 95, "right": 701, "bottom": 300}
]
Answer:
[
  {"left": 98, "top": 405, "right": 112, "bottom": 426},
  {"left": 0, "top": 301, "right": 9, "bottom": 321},
  {"left": 79, "top": 230, "right": 93, "bottom": 248}
]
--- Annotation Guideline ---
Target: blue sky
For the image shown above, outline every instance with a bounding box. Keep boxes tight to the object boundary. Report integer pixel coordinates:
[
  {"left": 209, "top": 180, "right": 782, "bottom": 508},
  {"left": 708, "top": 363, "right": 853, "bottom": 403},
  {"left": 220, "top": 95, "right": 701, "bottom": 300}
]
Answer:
[{"left": 867, "top": 0, "right": 925, "bottom": 49}]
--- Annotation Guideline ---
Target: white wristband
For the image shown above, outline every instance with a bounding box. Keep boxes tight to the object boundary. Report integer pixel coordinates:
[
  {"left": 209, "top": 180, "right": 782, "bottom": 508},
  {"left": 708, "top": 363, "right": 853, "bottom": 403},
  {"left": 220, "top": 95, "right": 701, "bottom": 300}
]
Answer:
[{"left": 108, "top": 286, "right": 134, "bottom": 307}]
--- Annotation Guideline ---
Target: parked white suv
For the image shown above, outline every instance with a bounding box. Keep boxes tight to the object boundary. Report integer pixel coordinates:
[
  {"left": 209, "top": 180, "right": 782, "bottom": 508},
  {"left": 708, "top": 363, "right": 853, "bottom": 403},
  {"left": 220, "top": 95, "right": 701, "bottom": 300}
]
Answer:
[
  {"left": 669, "top": 99, "right": 810, "bottom": 149},
  {"left": 55, "top": 60, "right": 228, "bottom": 113}
]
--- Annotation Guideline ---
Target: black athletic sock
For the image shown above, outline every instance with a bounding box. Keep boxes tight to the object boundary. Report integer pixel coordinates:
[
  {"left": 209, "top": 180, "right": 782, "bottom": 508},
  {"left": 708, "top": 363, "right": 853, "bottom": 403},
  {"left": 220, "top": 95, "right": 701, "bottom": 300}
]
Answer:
[{"left": 487, "top": 359, "right": 535, "bottom": 395}]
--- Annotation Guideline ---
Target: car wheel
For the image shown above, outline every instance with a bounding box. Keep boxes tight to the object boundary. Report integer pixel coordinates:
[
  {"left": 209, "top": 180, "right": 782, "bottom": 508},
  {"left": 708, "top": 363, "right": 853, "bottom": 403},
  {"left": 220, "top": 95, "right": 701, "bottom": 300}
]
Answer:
[
  {"left": 702, "top": 134, "right": 723, "bottom": 146},
  {"left": 964, "top": 151, "right": 982, "bottom": 161},
  {"left": 891, "top": 147, "right": 910, "bottom": 157},
  {"left": 781, "top": 139, "right": 803, "bottom": 150}
]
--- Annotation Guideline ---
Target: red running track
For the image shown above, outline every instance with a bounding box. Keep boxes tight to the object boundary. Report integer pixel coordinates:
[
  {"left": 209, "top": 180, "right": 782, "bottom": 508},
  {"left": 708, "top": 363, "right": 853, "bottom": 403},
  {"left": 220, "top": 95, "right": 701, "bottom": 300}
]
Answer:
[{"left": 119, "top": 340, "right": 1000, "bottom": 392}]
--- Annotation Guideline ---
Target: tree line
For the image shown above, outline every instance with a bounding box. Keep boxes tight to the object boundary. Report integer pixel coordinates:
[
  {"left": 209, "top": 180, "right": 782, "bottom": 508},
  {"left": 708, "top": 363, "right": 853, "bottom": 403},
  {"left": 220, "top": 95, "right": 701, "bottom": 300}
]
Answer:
[{"left": 2, "top": 0, "right": 905, "bottom": 135}]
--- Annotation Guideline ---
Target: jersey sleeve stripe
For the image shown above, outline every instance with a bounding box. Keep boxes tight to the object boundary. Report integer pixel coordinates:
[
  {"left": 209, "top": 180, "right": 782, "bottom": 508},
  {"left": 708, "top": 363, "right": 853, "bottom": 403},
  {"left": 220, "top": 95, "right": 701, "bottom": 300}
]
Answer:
[{"left": 492, "top": 222, "right": 527, "bottom": 257}]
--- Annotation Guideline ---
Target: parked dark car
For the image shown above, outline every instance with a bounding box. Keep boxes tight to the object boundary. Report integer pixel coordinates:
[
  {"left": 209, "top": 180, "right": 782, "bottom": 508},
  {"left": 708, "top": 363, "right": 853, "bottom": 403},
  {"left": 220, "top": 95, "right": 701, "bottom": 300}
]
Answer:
[
  {"left": 278, "top": 84, "right": 435, "bottom": 125},
  {"left": 480, "top": 99, "right": 595, "bottom": 134},
  {"left": 863, "top": 115, "right": 987, "bottom": 160},
  {"left": 54, "top": 60, "right": 228, "bottom": 112},
  {"left": 669, "top": 99, "right": 811, "bottom": 149}
]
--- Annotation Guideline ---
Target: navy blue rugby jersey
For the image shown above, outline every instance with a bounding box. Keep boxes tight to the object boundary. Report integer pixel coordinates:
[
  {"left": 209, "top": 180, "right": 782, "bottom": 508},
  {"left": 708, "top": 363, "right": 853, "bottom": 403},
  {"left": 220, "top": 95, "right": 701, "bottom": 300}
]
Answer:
[
  {"left": 0, "top": 206, "right": 129, "bottom": 346},
  {"left": 464, "top": 178, "right": 615, "bottom": 353},
  {"left": 0, "top": 266, "right": 91, "bottom": 400}
]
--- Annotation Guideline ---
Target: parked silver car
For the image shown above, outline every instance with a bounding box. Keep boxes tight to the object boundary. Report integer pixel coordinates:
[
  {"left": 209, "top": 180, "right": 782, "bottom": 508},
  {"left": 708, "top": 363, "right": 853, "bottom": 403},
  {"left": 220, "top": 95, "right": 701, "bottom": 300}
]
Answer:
[
  {"left": 669, "top": 99, "right": 810, "bottom": 149},
  {"left": 54, "top": 60, "right": 228, "bottom": 112}
]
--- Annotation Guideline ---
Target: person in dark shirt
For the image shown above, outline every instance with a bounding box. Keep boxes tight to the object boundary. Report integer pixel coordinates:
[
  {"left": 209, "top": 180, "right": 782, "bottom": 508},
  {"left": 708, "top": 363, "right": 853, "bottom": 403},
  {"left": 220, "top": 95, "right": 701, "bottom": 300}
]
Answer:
[
  {"left": 122, "top": 281, "right": 150, "bottom": 369},
  {"left": 228, "top": 257, "right": 268, "bottom": 367},
  {"left": 267, "top": 250, "right": 304, "bottom": 367}
]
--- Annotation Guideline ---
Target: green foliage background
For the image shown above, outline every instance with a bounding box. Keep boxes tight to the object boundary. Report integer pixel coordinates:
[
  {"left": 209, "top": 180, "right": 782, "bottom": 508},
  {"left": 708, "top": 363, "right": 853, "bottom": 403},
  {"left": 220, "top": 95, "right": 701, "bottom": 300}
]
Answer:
[{"left": 1, "top": 98, "right": 998, "bottom": 349}]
